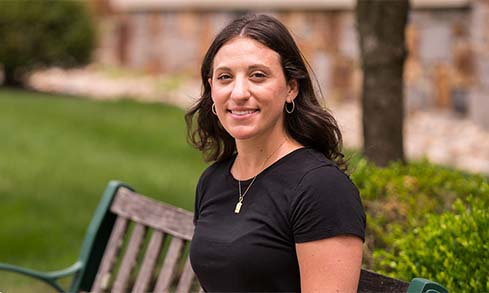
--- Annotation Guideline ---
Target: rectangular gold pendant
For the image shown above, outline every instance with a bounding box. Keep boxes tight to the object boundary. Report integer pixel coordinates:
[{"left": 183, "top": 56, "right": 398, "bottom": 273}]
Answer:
[{"left": 234, "top": 202, "right": 242, "bottom": 214}]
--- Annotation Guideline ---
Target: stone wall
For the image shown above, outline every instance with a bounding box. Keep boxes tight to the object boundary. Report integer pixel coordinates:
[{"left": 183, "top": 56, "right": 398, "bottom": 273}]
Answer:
[
  {"left": 93, "top": 2, "right": 488, "bottom": 128},
  {"left": 406, "top": 9, "right": 474, "bottom": 113},
  {"left": 470, "top": 0, "right": 489, "bottom": 129},
  {"left": 96, "top": 10, "right": 363, "bottom": 104}
]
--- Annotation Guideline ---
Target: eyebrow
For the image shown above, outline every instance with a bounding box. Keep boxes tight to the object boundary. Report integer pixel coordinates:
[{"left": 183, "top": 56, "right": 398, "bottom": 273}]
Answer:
[{"left": 213, "top": 64, "right": 271, "bottom": 72}]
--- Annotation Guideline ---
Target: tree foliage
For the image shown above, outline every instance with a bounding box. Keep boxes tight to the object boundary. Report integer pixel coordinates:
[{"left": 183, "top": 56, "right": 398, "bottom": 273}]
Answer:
[{"left": 0, "top": 0, "right": 95, "bottom": 86}]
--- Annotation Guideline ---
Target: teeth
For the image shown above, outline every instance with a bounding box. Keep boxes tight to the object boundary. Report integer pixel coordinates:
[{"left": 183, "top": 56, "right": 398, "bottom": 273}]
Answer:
[{"left": 232, "top": 110, "right": 256, "bottom": 115}]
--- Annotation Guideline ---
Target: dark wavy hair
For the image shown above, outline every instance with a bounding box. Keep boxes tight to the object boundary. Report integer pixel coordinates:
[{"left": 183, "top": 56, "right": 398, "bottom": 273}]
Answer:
[{"left": 185, "top": 14, "right": 346, "bottom": 170}]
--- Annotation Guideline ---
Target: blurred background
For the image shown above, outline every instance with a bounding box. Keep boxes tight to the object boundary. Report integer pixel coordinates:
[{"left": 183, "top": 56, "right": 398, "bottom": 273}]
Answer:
[
  {"left": 18, "top": 0, "right": 489, "bottom": 172},
  {"left": 0, "top": 0, "right": 488, "bottom": 292}
]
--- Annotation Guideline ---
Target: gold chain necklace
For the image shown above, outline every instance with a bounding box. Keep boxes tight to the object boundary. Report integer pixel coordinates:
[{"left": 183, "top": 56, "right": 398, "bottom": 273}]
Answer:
[{"left": 234, "top": 140, "right": 287, "bottom": 214}]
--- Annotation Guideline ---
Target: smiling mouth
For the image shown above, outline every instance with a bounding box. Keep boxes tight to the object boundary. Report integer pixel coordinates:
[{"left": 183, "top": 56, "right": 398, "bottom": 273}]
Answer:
[{"left": 228, "top": 109, "right": 259, "bottom": 115}]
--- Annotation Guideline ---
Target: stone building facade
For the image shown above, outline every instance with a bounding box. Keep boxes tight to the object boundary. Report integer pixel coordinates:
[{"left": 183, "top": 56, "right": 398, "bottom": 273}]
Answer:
[
  {"left": 91, "top": 0, "right": 489, "bottom": 129},
  {"left": 470, "top": 0, "right": 489, "bottom": 129}
]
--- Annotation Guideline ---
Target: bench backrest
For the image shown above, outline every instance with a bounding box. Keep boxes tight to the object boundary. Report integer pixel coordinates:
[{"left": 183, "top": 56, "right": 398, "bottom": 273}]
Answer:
[
  {"left": 359, "top": 269, "right": 409, "bottom": 292},
  {"left": 71, "top": 181, "right": 201, "bottom": 292}
]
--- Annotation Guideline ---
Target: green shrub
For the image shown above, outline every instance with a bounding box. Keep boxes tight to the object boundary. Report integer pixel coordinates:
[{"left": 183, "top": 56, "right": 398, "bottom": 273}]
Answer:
[
  {"left": 349, "top": 158, "right": 489, "bottom": 269},
  {"left": 375, "top": 197, "right": 488, "bottom": 292},
  {"left": 0, "top": 0, "right": 95, "bottom": 86}
]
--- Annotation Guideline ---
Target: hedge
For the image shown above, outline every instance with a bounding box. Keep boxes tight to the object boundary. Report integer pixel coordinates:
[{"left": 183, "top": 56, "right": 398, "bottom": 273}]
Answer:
[{"left": 0, "top": 0, "right": 95, "bottom": 85}]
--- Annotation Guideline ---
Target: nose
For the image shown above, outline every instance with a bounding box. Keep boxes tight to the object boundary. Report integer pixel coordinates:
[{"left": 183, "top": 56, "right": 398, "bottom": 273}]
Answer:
[{"left": 230, "top": 76, "right": 250, "bottom": 101}]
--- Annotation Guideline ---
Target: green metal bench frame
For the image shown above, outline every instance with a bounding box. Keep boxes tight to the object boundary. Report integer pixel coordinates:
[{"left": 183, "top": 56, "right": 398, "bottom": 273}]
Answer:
[{"left": 0, "top": 181, "right": 448, "bottom": 292}]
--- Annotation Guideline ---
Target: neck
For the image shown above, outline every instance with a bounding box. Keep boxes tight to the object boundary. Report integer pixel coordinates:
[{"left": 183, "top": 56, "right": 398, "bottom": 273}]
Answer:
[{"left": 232, "top": 134, "right": 302, "bottom": 180}]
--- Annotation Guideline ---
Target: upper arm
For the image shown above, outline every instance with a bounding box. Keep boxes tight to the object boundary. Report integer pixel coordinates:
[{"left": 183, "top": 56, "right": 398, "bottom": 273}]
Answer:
[
  {"left": 291, "top": 166, "right": 366, "bottom": 292},
  {"left": 296, "top": 235, "right": 363, "bottom": 293}
]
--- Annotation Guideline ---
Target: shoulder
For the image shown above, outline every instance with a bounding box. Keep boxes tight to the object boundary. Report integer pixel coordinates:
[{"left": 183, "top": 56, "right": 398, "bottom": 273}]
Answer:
[
  {"left": 298, "top": 164, "right": 356, "bottom": 197},
  {"left": 287, "top": 150, "right": 365, "bottom": 242},
  {"left": 278, "top": 148, "right": 343, "bottom": 180},
  {"left": 196, "top": 156, "right": 233, "bottom": 191},
  {"left": 285, "top": 148, "right": 352, "bottom": 187},
  {"left": 296, "top": 147, "right": 360, "bottom": 208},
  {"left": 292, "top": 162, "right": 360, "bottom": 214},
  {"left": 276, "top": 148, "right": 362, "bottom": 211},
  {"left": 289, "top": 147, "right": 337, "bottom": 168},
  {"left": 194, "top": 156, "right": 233, "bottom": 220},
  {"left": 268, "top": 148, "right": 350, "bottom": 194}
]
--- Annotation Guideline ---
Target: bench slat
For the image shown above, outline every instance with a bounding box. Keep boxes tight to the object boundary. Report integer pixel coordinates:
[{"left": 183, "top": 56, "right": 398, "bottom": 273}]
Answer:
[
  {"left": 154, "top": 237, "right": 184, "bottom": 292},
  {"left": 176, "top": 258, "right": 196, "bottom": 293},
  {"left": 111, "top": 188, "right": 194, "bottom": 240},
  {"left": 358, "top": 269, "right": 410, "bottom": 293},
  {"left": 112, "top": 223, "right": 146, "bottom": 293},
  {"left": 91, "top": 216, "right": 128, "bottom": 293},
  {"left": 132, "top": 230, "right": 165, "bottom": 293}
]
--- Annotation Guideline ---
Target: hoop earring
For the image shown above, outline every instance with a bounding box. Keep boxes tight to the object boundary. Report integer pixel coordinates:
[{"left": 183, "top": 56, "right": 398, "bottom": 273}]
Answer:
[
  {"left": 212, "top": 103, "right": 217, "bottom": 115},
  {"left": 285, "top": 100, "right": 295, "bottom": 114}
]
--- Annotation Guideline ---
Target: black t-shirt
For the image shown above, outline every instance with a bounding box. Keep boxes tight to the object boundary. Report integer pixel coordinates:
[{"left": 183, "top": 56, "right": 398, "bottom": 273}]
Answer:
[{"left": 189, "top": 148, "right": 366, "bottom": 292}]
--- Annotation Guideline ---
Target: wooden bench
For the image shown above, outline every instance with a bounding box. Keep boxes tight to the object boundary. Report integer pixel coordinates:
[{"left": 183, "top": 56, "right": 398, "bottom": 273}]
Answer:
[{"left": 0, "top": 181, "right": 448, "bottom": 292}]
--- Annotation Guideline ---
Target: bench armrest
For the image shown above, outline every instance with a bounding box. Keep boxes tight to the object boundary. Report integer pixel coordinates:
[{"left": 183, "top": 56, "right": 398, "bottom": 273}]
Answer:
[
  {"left": 407, "top": 277, "right": 448, "bottom": 293},
  {"left": 0, "top": 261, "right": 83, "bottom": 292}
]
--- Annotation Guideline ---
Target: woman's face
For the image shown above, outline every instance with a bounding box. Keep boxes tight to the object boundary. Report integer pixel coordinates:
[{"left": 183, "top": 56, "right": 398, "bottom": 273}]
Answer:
[{"left": 209, "top": 37, "right": 298, "bottom": 142}]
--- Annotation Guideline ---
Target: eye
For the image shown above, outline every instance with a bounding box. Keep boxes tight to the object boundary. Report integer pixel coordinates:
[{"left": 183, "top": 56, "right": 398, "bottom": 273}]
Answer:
[
  {"left": 250, "top": 72, "right": 266, "bottom": 80},
  {"left": 217, "top": 73, "right": 232, "bottom": 81}
]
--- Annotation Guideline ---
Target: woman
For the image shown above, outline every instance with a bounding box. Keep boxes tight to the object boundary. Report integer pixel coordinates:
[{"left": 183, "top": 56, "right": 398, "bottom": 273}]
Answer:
[{"left": 186, "top": 14, "right": 366, "bottom": 292}]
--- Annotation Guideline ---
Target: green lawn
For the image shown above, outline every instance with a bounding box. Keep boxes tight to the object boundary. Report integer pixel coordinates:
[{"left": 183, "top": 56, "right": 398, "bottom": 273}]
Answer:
[{"left": 0, "top": 88, "right": 207, "bottom": 291}]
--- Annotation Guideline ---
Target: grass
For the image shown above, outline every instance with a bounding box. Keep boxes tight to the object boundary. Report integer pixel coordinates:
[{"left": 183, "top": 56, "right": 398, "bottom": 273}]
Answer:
[{"left": 0, "top": 88, "right": 207, "bottom": 291}]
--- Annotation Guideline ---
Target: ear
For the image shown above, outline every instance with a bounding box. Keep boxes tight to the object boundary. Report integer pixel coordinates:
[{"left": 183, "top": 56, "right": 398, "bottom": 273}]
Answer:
[
  {"left": 286, "top": 79, "right": 299, "bottom": 103},
  {"left": 208, "top": 78, "right": 215, "bottom": 102}
]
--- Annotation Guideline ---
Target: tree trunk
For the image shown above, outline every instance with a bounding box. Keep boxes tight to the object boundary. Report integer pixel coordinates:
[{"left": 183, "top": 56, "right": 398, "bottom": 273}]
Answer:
[
  {"left": 356, "top": 0, "right": 409, "bottom": 166},
  {"left": 3, "top": 66, "right": 24, "bottom": 87}
]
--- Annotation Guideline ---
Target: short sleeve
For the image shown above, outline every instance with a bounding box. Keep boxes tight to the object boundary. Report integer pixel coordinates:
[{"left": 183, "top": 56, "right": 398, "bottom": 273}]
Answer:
[{"left": 290, "top": 165, "right": 366, "bottom": 243}]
